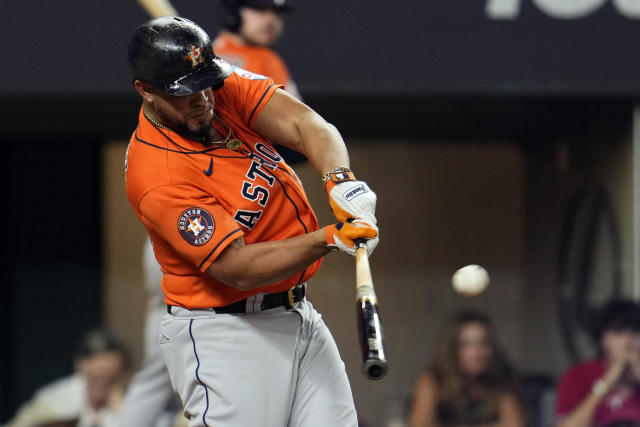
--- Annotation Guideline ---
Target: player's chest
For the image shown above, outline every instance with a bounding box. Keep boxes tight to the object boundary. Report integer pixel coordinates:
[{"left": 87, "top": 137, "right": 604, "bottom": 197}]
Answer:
[{"left": 202, "top": 143, "right": 305, "bottom": 231}]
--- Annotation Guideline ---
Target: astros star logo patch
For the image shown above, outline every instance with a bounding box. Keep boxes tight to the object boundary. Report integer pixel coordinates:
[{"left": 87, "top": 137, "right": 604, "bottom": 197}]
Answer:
[
  {"left": 178, "top": 208, "right": 215, "bottom": 246},
  {"left": 185, "top": 45, "right": 206, "bottom": 68}
]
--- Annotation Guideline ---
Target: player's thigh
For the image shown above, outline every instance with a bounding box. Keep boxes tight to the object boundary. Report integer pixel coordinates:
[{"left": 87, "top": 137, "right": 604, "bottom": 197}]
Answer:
[
  {"left": 289, "top": 302, "right": 357, "bottom": 427},
  {"left": 160, "top": 309, "right": 302, "bottom": 427}
]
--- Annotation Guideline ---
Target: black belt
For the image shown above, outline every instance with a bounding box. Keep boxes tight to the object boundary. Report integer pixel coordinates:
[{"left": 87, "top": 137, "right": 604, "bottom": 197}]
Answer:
[{"left": 167, "top": 283, "right": 306, "bottom": 315}]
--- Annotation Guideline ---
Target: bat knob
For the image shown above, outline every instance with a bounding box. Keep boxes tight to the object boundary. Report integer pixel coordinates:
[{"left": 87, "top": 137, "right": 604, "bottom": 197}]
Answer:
[{"left": 363, "top": 360, "right": 388, "bottom": 380}]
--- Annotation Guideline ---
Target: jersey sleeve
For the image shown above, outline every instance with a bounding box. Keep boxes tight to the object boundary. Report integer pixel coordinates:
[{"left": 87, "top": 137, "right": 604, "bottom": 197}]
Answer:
[
  {"left": 139, "top": 184, "right": 244, "bottom": 272},
  {"left": 225, "top": 70, "right": 284, "bottom": 129}
]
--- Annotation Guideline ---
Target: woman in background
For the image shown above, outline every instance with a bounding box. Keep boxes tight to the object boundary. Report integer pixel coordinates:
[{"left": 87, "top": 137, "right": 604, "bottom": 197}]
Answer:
[{"left": 408, "top": 311, "right": 524, "bottom": 427}]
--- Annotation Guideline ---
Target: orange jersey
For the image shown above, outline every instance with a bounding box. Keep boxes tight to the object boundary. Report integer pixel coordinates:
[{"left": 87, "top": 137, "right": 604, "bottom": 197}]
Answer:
[
  {"left": 125, "top": 70, "right": 321, "bottom": 309},
  {"left": 213, "top": 33, "right": 292, "bottom": 88}
]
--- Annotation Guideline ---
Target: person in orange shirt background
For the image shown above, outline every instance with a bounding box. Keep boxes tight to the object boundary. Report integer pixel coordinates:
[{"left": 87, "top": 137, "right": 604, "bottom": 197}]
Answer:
[
  {"left": 214, "top": 0, "right": 305, "bottom": 165},
  {"left": 214, "top": 0, "right": 301, "bottom": 100}
]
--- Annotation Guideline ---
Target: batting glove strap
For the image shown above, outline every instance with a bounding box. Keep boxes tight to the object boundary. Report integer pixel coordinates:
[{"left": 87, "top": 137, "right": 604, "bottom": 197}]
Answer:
[
  {"left": 324, "top": 220, "right": 379, "bottom": 257},
  {"left": 327, "top": 180, "right": 377, "bottom": 225}
]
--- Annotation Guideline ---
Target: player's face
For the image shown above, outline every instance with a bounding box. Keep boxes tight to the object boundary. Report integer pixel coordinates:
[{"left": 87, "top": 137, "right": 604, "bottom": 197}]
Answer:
[
  {"left": 153, "top": 87, "right": 217, "bottom": 142},
  {"left": 239, "top": 7, "right": 283, "bottom": 46},
  {"left": 457, "top": 322, "right": 494, "bottom": 377}
]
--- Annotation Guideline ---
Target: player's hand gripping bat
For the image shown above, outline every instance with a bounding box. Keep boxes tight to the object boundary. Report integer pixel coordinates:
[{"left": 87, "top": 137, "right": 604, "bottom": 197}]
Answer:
[{"left": 355, "top": 241, "right": 387, "bottom": 380}]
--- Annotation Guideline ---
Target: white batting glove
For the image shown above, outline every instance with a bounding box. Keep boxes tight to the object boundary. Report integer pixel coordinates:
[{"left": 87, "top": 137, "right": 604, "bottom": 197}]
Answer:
[
  {"left": 324, "top": 219, "right": 379, "bottom": 257},
  {"left": 324, "top": 168, "right": 377, "bottom": 224}
]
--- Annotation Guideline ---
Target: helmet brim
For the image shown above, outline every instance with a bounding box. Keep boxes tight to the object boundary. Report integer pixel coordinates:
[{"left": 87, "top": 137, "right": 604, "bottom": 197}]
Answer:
[{"left": 159, "top": 58, "right": 232, "bottom": 96}]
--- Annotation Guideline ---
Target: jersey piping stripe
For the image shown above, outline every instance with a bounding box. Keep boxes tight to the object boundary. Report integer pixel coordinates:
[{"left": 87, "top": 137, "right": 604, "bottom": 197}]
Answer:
[
  {"left": 189, "top": 319, "right": 211, "bottom": 427},
  {"left": 264, "top": 168, "right": 308, "bottom": 234},
  {"left": 248, "top": 83, "right": 277, "bottom": 127},
  {"left": 135, "top": 130, "right": 229, "bottom": 155},
  {"left": 262, "top": 167, "right": 309, "bottom": 285},
  {"left": 135, "top": 130, "right": 254, "bottom": 160},
  {"left": 198, "top": 228, "right": 243, "bottom": 271}
]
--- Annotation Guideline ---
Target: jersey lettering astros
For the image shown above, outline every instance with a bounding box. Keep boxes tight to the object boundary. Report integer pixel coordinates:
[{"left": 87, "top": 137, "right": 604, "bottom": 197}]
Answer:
[{"left": 126, "top": 69, "right": 321, "bottom": 309}]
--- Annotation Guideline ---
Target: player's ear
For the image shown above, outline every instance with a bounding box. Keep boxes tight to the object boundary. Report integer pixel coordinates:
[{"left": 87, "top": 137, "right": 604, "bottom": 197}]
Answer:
[{"left": 133, "top": 80, "right": 154, "bottom": 103}]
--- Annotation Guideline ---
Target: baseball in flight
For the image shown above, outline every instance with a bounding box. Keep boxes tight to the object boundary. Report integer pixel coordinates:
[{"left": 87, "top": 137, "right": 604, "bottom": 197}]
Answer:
[{"left": 452, "top": 264, "right": 490, "bottom": 296}]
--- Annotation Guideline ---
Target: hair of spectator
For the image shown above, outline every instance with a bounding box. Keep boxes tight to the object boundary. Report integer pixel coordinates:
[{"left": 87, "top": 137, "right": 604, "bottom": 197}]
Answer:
[
  {"left": 591, "top": 299, "right": 640, "bottom": 344},
  {"left": 73, "top": 329, "right": 131, "bottom": 369},
  {"left": 428, "top": 311, "right": 517, "bottom": 406}
]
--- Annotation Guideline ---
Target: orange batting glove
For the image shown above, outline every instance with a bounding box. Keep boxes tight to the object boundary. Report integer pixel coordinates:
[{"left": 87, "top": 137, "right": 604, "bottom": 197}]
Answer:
[
  {"left": 325, "top": 219, "right": 379, "bottom": 257},
  {"left": 324, "top": 168, "right": 377, "bottom": 225}
]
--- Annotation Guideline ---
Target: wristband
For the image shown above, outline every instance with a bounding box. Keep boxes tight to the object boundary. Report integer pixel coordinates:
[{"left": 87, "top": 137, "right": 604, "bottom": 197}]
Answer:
[
  {"left": 592, "top": 379, "right": 609, "bottom": 397},
  {"left": 322, "top": 167, "right": 355, "bottom": 185}
]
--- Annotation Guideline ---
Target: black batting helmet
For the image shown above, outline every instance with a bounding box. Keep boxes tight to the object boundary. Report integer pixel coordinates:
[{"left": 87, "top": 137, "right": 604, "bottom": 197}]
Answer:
[
  {"left": 222, "top": 0, "right": 294, "bottom": 32},
  {"left": 128, "top": 17, "right": 232, "bottom": 96}
]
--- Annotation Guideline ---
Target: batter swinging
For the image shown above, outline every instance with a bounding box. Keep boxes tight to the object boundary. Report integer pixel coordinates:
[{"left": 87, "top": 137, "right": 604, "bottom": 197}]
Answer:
[{"left": 125, "top": 17, "right": 379, "bottom": 427}]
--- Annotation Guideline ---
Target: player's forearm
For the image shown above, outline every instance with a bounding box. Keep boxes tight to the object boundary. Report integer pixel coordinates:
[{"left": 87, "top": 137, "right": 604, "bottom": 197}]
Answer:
[
  {"left": 295, "top": 114, "right": 350, "bottom": 176},
  {"left": 207, "top": 229, "right": 331, "bottom": 291}
]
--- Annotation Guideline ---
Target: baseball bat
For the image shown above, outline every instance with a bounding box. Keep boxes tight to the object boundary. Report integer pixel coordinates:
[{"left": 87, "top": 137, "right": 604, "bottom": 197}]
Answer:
[
  {"left": 355, "top": 241, "right": 388, "bottom": 380},
  {"left": 137, "top": 0, "right": 179, "bottom": 18}
]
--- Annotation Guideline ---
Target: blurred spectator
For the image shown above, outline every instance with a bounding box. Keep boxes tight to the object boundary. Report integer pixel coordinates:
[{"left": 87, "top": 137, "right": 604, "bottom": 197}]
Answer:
[
  {"left": 214, "top": 0, "right": 307, "bottom": 164},
  {"left": 116, "top": 240, "right": 183, "bottom": 427},
  {"left": 556, "top": 299, "right": 640, "bottom": 427},
  {"left": 214, "top": 0, "right": 300, "bottom": 99},
  {"left": 6, "top": 329, "right": 129, "bottom": 427},
  {"left": 408, "top": 311, "right": 524, "bottom": 427}
]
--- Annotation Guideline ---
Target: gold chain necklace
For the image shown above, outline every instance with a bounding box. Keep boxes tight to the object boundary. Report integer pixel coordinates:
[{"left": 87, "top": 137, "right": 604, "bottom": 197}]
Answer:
[
  {"left": 143, "top": 110, "right": 242, "bottom": 150},
  {"left": 212, "top": 111, "right": 242, "bottom": 150}
]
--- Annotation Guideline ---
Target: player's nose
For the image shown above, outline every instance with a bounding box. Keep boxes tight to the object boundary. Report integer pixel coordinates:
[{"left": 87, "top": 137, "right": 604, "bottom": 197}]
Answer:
[{"left": 190, "top": 90, "right": 209, "bottom": 106}]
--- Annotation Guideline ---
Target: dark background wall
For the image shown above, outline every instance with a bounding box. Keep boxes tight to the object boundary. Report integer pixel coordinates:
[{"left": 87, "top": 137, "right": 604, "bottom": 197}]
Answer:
[
  {"left": 1, "top": 1, "right": 639, "bottom": 96},
  {"left": 0, "top": 140, "right": 102, "bottom": 420}
]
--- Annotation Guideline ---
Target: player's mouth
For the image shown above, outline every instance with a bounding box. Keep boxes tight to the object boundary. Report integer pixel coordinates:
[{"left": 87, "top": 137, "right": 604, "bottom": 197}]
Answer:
[{"left": 191, "top": 107, "right": 213, "bottom": 121}]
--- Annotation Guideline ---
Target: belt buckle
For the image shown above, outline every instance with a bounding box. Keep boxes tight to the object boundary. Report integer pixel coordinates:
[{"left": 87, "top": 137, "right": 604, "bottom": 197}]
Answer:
[{"left": 286, "top": 287, "right": 296, "bottom": 308}]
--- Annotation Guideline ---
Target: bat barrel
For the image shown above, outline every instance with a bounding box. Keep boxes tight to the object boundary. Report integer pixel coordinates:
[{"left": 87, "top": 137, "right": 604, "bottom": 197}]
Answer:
[
  {"left": 355, "top": 242, "right": 388, "bottom": 380},
  {"left": 356, "top": 296, "right": 388, "bottom": 380}
]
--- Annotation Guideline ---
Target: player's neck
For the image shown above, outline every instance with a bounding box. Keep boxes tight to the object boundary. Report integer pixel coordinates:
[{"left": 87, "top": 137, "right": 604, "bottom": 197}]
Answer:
[{"left": 142, "top": 105, "right": 230, "bottom": 147}]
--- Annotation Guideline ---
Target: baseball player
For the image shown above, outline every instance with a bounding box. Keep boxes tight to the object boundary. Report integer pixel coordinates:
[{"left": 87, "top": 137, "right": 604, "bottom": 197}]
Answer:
[
  {"left": 119, "top": 2, "right": 303, "bottom": 426},
  {"left": 214, "top": 0, "right": 301, "bottom": 99},
  {"left": 125, "top": 16, "right": 379, "bottom": 427}
]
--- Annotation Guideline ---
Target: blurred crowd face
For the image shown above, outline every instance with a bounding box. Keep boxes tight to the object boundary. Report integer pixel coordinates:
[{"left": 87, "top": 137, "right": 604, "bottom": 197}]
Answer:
[
  {"left": 239, "top": 7, "right": 283, "bottom": 46},
  {"left": 601, "top": 327, "right": 640, "bottom": 363},
  {"left": 76, "top": 351, "right": 126, "bottom": 410},
  {"left": 457, "top": 321, "right": 494, "bottom": 377}
]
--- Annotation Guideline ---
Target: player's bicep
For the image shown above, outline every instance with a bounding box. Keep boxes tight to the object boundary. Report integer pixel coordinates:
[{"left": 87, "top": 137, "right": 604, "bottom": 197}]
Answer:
[
  {"left": 253, "top": 88, "right": 319, "bottom": 153},
  {"left": 139, "top": 185, "right": 244, "bottom": 272}
]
